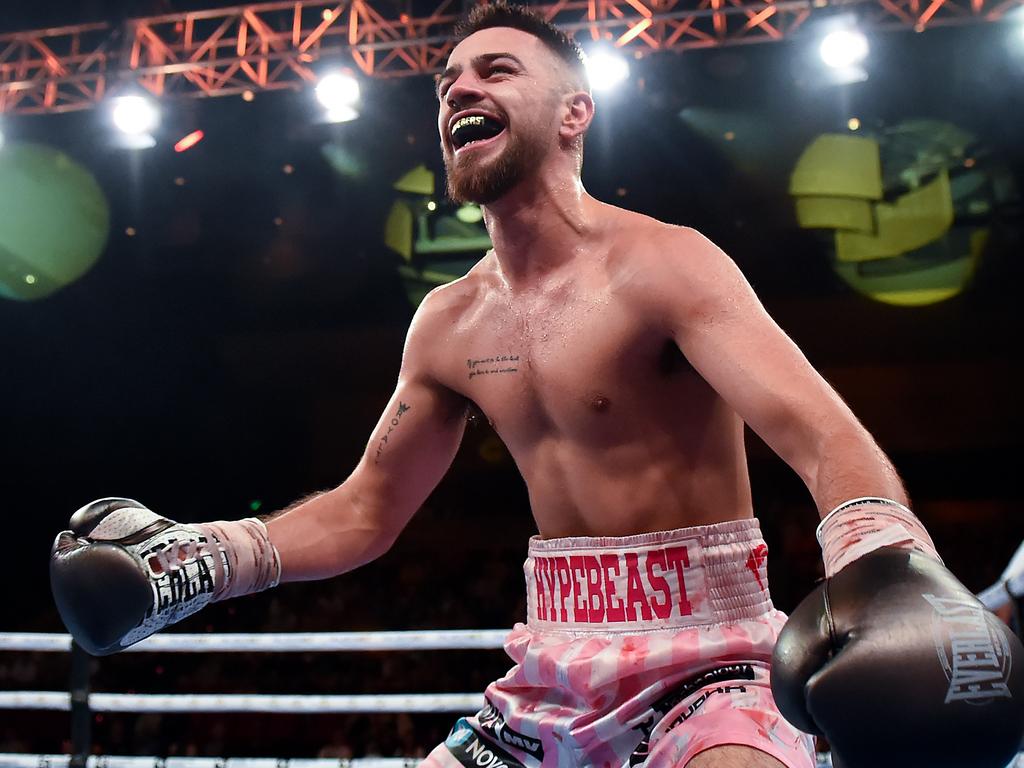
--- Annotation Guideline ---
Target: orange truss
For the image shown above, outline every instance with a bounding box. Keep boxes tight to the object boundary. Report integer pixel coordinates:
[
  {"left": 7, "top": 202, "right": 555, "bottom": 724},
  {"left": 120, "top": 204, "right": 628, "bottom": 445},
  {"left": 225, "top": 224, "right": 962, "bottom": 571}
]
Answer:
[{"left": 0, "top": 0, "right": 1019, "bottom": 114}]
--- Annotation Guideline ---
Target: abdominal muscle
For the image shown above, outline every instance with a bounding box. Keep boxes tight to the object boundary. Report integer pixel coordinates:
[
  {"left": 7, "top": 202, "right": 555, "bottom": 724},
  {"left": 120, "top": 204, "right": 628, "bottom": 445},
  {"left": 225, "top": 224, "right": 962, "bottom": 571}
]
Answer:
[{"left": 505, "top": 408, "right": 756, "bottom": 540}]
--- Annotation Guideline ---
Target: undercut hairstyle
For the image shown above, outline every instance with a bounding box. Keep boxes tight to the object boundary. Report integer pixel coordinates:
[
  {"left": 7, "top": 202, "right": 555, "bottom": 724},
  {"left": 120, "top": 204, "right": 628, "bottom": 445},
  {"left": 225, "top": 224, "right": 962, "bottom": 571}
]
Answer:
[{"left": 453, "top": 2, "right": 590, "bottom": 92}]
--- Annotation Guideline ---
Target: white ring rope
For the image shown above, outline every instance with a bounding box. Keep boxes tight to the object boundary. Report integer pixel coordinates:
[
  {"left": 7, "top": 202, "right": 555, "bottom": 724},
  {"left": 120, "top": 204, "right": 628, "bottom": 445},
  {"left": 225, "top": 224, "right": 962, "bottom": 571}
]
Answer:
[
  {"left": 0, "top": 692, "right": 483, "bottom": 713},
  {"left": 6, "top": 757, "right": 984, "bottom": 768},
  {"left": 0, "top": 757, "right": 421, "bottom": 768},
  {"left": 0, "top": 630, "right": 509, "bottom": 654}
]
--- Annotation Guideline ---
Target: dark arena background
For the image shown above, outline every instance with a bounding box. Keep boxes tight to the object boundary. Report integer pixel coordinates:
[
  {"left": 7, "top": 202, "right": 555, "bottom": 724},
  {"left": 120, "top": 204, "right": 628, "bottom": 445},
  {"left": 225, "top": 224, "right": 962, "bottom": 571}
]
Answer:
[{"left": 1, "top": 0, "right": 1023, "bottom": 764}]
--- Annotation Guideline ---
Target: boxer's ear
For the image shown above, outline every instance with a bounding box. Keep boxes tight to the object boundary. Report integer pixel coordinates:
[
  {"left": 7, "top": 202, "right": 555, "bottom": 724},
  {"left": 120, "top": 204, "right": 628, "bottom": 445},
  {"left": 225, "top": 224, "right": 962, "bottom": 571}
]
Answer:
[{"left": 558, "top": 91, "right": 594, "bottom": 149}]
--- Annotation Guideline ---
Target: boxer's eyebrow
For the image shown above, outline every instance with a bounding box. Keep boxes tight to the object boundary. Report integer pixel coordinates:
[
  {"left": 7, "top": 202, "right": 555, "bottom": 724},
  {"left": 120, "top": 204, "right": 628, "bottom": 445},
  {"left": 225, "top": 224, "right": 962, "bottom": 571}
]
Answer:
[
  {"left": 436, "top": 53, "right": 526, "bottom": 99},
  {"left": 477, "top": 52, "right": 524, "bottom": 67},
  {"left": 436, "top": 64, "right": 461, "bottom": 98}
]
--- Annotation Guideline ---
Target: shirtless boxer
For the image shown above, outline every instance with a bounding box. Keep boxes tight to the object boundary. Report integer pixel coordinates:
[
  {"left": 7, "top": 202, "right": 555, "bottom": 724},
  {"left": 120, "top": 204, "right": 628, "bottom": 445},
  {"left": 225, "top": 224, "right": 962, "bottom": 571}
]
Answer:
[{"left": 51, "top": 4, "right": 1023, "bottom": 768}]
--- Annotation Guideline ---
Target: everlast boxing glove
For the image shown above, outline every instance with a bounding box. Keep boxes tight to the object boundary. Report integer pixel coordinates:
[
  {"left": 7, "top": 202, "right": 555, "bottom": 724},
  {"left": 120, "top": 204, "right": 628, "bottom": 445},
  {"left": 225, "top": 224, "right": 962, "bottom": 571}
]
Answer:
[
  {"left": 772, "top": 499, "right": 1024, "bottom": 768},
  {"left": 50, "top": 498, "right": 280, "bottom": 656}
]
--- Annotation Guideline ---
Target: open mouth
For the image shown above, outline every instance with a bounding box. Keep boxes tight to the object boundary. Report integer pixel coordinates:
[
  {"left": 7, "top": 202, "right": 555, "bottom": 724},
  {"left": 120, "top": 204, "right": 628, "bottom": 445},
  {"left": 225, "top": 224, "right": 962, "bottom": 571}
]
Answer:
[{"left": 450, "top": 113, "right": 507, "bottom": 151}]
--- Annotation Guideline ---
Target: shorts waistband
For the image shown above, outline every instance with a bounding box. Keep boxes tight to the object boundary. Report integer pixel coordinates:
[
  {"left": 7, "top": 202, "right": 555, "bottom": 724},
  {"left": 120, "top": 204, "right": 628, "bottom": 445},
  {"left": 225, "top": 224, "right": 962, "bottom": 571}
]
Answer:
[{"left": 524, "top": 518, "right": 773, "bottom": 633}]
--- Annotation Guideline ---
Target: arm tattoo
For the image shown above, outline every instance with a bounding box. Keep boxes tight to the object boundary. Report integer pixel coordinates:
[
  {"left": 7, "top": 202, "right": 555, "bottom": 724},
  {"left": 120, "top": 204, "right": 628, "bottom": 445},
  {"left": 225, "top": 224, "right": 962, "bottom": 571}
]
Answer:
[
  {"left": 374, "top": 401, "right": 411, "bottom": 464},
  {"left": 467, "top": 354, "right": 520, "bottom": 380}
]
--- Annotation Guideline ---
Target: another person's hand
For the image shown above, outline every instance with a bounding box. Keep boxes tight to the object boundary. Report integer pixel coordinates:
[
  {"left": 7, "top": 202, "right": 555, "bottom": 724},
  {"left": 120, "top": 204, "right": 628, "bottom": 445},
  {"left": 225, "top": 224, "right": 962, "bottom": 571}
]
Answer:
[{"left": 979, "top": 538, "right": 1024, "bottom": 637}]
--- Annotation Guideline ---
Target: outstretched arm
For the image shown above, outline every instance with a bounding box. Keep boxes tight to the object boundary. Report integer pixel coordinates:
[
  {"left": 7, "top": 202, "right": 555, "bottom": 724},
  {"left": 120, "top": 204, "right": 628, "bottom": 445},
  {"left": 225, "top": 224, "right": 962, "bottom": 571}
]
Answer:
[
  {"left": 644, "top": 226, "right": 907, "bottom": 516},
  {"left": 268, "top": 289, "right": 469, "bottom": 582},
  {"left": 49, "top": 287, "right": 468, "bottom": 654},
  {"left": 636, "top": 226, "right": 938, "bottom": 576}
]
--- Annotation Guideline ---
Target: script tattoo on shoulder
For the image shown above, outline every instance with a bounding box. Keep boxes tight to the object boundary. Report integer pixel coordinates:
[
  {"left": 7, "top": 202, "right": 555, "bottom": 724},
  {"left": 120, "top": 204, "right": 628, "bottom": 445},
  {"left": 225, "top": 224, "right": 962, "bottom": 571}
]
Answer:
[
  {"left": 467, "top": 354, "right": 520, "bottom": 380},
  {"left": 374, "top": 401, "right": 411, "bottom": 464}
]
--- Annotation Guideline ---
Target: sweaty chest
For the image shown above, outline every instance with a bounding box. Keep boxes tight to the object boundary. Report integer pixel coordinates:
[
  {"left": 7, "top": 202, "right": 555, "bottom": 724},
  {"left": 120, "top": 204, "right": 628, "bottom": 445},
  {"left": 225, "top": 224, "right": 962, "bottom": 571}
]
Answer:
[{"left": 440, "top": 289, "right": 679, "bottom": 444}]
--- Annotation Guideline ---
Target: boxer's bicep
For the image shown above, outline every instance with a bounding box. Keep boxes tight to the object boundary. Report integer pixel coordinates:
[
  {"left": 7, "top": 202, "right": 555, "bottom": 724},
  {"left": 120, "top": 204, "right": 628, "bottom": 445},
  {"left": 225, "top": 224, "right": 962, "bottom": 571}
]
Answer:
[
  {"left": 267, "top": 287, "right": 467, "bottom": 581},
  {"left": 267, "top": 373, "right": 465, "bottom": 581},
  {"left": 653, "top": 228, "right": 863, "bottom": 488},
  {"left": 352, "top": 371, "right": 467, "bottom": 540},
  {"left": 344, "top": 284, "right": 469, "bottom": 542}
]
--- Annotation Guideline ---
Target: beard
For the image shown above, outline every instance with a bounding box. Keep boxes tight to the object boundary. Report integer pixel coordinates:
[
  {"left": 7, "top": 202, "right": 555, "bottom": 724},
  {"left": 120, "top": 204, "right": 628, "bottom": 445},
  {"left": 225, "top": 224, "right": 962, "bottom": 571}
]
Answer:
[{"left": 443, "top": 127, "right": 535, "bottom": 205}]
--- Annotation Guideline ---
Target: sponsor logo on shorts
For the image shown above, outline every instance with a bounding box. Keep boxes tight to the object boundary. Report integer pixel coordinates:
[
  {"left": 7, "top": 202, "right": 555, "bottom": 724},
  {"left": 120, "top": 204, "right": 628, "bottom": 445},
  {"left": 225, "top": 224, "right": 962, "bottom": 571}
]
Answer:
[
  {"left": 445, "top": 718, "right": 527, "bottom": 768},
  {"left": 478, "top": 699, "right": 544, "bottom": 760},
  {"left": 650, "top": 663, "right": 755, "bottom": 716},
  {"left": 664, "top": 684, "right": 749, "bottom": 727},
  {"left": 531, "top": 545, "right": 703, "bottom": 625},
  {"left": 627, "top": 664, "right": 756, "bottom": 767},
  {"left": 447, "top": 723, "right": 475, "bottom": 748},
  {"left": 924, "top": 593, "right": 1014, "bottom": 704}
]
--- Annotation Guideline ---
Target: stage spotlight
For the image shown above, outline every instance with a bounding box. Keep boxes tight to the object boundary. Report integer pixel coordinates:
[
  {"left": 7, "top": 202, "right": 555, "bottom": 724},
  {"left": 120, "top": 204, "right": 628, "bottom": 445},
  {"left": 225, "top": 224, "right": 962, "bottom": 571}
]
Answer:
[
  {"left": 316, "top": 71, "right": 361, "bottom": 122},
  {"left": 819, "top": 29, "right": 869, "bottom": 69},
  {"left": 584, "top": 49, "right": 630, "bottom": 92},
  {"left": 111, "top": 94, "right": 160, "bottom": 136}
]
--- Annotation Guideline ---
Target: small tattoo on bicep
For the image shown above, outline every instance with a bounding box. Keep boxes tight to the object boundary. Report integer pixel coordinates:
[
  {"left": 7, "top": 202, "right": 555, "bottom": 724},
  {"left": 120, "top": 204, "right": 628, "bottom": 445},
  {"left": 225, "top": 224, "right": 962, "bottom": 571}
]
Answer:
[
  {"left": 467, "top": 354, "right": 520, "bottom": 380},
  {"left": 374, "top": 401, "right": 411, "bottom": 464}
]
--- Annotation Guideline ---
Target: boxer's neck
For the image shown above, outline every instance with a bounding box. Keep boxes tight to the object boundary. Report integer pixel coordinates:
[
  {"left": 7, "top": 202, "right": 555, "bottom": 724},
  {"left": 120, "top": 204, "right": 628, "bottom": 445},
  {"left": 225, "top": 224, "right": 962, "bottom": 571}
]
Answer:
[{"left": 481, "top": 171, "right": 598, "bottom": 288}]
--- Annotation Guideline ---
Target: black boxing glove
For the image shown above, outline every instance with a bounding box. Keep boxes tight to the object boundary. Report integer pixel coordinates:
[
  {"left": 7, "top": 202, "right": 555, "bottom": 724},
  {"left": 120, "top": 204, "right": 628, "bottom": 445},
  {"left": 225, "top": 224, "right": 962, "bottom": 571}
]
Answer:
[
  {"left": 51, "top": 497, "right": 280, "bottom": 656},
  {"left": 772, "top": 546, "right": 1024, "bottom": 768}
]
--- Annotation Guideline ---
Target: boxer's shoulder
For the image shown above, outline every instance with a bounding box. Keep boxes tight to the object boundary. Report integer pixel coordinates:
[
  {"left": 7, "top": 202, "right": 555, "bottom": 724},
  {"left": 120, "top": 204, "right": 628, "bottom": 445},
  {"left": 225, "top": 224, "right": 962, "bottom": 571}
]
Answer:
[
  {"left": 598, "top": 211, "right": 702, "bottom": 277},
  {"left": 401, "top": 261, "right": 497, "bottom": 390},
  {"left": 408, "top": 263, "right": 492, "bottom": 337},
  {"left": 611, "top": 222, "right": 749, "bottom": 327}
]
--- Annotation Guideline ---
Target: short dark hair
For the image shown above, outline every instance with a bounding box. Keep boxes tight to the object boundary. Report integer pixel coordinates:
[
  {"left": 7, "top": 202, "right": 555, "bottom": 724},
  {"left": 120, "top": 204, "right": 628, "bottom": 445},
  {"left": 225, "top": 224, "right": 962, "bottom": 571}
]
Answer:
[{"left": 453, "top": 2, "right": 589, "bottom": 90}]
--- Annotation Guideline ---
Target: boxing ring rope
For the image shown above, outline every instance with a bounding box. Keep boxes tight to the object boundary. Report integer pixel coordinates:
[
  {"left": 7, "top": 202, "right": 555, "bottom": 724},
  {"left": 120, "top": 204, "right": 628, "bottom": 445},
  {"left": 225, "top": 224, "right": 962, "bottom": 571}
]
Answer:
[
  {"left": 0, "top": 691, "right": 483, "bottom": 713},
  {"left": 0, "top": 630, "right": 509, "bottom": 653},
  {"left": 0, "top": 758, "right": 420, "bottom": 767},
  {"left": 3, "top": 630, "right": 1021, "bottom": 768},
  {"left": 0, "top": 629, "right": 503, "bottom": 767}
]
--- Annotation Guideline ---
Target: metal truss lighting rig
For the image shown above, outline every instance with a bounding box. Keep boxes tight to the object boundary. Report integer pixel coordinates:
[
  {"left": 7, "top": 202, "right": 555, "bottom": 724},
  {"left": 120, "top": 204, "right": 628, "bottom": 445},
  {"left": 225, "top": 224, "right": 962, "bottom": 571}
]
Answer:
[{"left": 0, "top": 0, "right": 1020, "bottom": 115}]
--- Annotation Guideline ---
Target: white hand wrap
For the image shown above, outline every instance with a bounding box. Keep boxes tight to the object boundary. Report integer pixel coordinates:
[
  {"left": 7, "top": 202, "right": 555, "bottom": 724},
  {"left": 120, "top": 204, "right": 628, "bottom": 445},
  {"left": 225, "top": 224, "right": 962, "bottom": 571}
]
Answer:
[
  {"left": 817, "top": 496, "right": 941, "bottom": 577},
  {"left": 195, "top": 518, "right": 282, "bottom": 601}
]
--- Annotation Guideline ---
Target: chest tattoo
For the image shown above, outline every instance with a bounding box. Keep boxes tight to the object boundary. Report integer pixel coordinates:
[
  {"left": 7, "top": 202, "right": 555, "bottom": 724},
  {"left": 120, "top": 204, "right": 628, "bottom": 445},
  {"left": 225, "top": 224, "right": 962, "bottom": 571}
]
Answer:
[{"left": 467, "top": 354, "right": 521, "bottom": 380}]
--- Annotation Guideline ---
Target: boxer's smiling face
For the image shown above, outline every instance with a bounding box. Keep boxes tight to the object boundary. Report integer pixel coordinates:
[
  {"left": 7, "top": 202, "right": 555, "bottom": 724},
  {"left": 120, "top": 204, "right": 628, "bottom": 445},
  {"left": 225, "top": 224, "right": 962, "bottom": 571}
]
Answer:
[{"left": 437, "top": 27, "right": 569, "bottom": 204}]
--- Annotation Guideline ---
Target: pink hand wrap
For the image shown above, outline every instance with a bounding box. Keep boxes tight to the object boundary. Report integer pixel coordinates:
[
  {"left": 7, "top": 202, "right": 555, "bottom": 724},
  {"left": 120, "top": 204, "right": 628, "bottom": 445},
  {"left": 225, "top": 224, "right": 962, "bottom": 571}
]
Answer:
[
  {"left": 817, "top": 497, "right": 941, "bottom": 577},
  {"left": 194, "top": 518, "right": 281, "bottom": 601}
]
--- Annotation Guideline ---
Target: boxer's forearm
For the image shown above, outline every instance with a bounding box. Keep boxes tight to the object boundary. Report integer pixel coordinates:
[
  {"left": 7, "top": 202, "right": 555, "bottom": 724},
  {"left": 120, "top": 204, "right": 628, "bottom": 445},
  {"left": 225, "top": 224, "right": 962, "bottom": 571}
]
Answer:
[
  {"left": 806, "top": 425, "right": 943, "bottom": 576},
  {"left": 265, "top": 484, "right": 395, "bottom": 582},
  {"left": 804, "top": 425, "right": 909, "bottom": 517}
]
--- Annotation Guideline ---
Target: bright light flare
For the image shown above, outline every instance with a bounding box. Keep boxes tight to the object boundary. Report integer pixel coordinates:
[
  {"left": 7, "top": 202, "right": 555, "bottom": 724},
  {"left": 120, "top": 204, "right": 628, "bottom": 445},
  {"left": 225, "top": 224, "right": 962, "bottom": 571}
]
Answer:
[
  {"left": 584, "top": 50, "right": 630, "bottom": 92},
  {"left": 324, "top": 105, "right": 360, "bottom": 123},
  {"left": 316, "top": 72, "right": 361, "bottom": 121},
  {"left": 819, "top": 29, "right": 870, "bottom": 69},
  {"left": 111, "top": 95, "right": 160, "bottom": 136},
  {"left": 174, "top": 129, "right": 205, "bottom": 153}
]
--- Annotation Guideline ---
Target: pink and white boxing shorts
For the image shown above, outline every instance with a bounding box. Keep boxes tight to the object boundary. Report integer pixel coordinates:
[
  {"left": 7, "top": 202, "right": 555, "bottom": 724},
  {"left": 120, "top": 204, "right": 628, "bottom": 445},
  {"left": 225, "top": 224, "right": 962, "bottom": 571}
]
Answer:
[{"left": 421, "top": 518, "right": 815, "bottom": 768}]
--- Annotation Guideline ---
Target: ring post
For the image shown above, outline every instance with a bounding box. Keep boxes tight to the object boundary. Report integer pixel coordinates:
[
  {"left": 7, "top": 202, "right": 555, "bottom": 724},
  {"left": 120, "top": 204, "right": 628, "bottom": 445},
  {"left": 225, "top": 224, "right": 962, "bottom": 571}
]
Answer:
[{"left": 69, "top": 641, "right": 92, "bottom": 768}]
